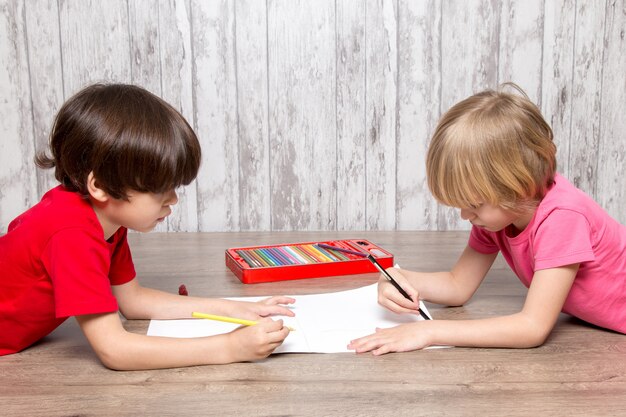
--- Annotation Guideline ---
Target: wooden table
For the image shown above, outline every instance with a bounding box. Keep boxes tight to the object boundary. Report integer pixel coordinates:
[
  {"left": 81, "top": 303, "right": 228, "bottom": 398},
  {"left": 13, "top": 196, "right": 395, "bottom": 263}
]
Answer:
[{"left": 2, "top": 232, "right": 625, "bottom": 416}]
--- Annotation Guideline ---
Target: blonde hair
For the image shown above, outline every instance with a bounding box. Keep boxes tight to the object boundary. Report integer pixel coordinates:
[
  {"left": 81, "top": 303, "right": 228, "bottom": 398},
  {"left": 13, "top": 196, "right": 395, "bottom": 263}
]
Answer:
[{"left": 426, "top": 83, "right": 556, "bottom": 213}]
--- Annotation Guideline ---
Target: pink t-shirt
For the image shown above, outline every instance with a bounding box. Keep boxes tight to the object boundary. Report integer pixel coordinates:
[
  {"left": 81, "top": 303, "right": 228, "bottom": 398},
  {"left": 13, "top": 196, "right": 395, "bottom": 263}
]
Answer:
[{"left": 469, "top": 174, "right": 626, "bottom": 334}]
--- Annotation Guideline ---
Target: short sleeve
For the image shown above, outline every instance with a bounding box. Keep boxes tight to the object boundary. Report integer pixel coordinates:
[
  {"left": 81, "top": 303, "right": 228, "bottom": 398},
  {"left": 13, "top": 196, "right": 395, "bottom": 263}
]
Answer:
[
  {"left": 108, "top": 228, "right": 136, "bottom": 286},
  {"left": 469, "top": 226, "right": 500, "bottom": 254},
  {"left": 533, "top": 209, "right": 596, "bottom": 270},
  {"left": 42, "top": 228, "right": 120, "bottom": 317}
]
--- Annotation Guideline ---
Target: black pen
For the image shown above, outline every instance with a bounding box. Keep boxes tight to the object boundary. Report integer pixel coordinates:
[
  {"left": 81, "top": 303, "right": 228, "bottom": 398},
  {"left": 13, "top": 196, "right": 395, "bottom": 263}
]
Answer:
[
  {"left": 365, "top": 253, "right": 431, "bottom": 321},
  {"left": 317, "top": 243, "right": 431, "bottom": 320}
]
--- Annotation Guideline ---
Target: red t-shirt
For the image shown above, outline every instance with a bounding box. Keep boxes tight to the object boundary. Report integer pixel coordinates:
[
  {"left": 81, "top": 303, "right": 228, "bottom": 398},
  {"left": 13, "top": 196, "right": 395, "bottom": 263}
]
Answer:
[{"left": 0, "top": 186, "right": 136, "bottom": 355}]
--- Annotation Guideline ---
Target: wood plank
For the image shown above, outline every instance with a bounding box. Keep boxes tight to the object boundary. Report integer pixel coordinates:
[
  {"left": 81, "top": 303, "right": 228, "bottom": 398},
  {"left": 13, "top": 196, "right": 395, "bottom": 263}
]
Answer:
[
  {"left": 396, "top": 0, "right": 440, "bottom": 230},
  {"left": 156, "top": 0, "right": 198, "bottom": 232},
  {"left": 365, "top": 0, "right": 397, "bottom": 230},
  {"left": 235, "top": 0, "right": 271, "bottom": 231},
  {"left": 596, "top": 0, "right": 626, "bottom": 225},
  {"left": 2, "top": 1, "right": 626, "bottom": 234},
  {"left": 58, "top": 0, "right": 131, "bottom": 95},
  {"left": 2, "top": 231, "right": 625, "bottom": 416},
  {"left": 0, "top": 0, "right": 37, "bottom": 231},
  {"left": 23, "top": 0, "right": 63, "bottom": 198},
  {"left": 267, "top": 0, "right": 336, "bottom": 231},
  {"left": 540, "top": 0, "right": 576, "bottom": 180},
  {"left": 128, "top": 0, "right": 161, "bottom": 93},
  {"left": 128, "top": 0, "right": 168, "bottom": 233},
  {"left": 191, "top": 0, "right": 240, "bottom": 231},
  {"left": 128, "top": 0, "right": 198, "bottom": 232},
  {"left": 439, "top": 0, "right": 500, "bottom": 230},
  {"left": 498, "top": 0, "right": 544, "bottom": 104},
  {"left": 568, "top": 2, "right": 606, "bottom": 196},
  {"left": 336, "top": 0, "right": 367, "bottom": 230}
]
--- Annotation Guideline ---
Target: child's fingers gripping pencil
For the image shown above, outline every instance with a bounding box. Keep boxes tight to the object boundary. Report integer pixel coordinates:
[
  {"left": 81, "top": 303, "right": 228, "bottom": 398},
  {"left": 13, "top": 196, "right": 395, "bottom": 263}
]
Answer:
[
  {"left": 192, "top": 312, "right": 296, "bottom": 331},
  {"left": 366, "top": 255, "right": 431, "bottom": 321}
]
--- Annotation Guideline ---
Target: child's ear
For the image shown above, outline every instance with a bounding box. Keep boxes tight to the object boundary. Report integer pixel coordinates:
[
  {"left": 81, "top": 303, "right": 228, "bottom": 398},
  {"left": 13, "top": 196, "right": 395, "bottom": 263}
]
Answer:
[{"left": 86, "top": 172, "right": 109, "bottom": 203}]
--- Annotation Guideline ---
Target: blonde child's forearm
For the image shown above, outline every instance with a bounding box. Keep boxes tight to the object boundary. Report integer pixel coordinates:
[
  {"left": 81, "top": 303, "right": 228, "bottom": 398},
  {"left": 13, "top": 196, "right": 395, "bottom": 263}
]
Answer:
[
  {"left": 399, "top": 269, "right": 472, "bottom": 306},
  {"left": 425, "top": 313, "right": 549, "bottom": 349}
]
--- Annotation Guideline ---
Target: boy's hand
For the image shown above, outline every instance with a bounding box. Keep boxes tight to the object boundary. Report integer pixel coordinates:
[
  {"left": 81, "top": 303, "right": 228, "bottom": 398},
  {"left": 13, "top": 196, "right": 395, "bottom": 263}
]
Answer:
[
  {"left": 347, "top": 322, "right": 429, "bottom": 355},
  {"left": 227, "top": 297, "right": 296, "bottom": 321},
  {"left": 377, "top": 268, "right": 420, "bottom": 314},
  {"left": 227, "top": 319, "right": 290, "bottom": 361},
  {"left": 257, "top": 296, "right": 296, "bottom": 316}
]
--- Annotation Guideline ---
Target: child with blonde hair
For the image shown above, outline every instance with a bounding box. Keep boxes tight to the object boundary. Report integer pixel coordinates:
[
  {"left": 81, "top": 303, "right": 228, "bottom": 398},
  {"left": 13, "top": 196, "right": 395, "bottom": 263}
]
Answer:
[
  {"left": 349, "top": 84, "right": 626, "bottom": 354},
  {"left": 0, "top": 83, "right": 294, "bottom": 368}
]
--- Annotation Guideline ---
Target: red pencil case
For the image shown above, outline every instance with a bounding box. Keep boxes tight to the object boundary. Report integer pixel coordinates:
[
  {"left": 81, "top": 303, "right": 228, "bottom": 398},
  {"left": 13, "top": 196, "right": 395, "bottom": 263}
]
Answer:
[{"left": 225, "top": 239, "right": 394, "bottom": 284}]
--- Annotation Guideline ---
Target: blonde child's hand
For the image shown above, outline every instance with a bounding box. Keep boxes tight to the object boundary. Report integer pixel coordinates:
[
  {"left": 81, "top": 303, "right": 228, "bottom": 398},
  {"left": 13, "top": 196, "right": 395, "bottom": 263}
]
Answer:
[
  {"left": 347, "top": 322, "right": 428, "bottom": 355},
  {"left": 377, "top": 268, "right": 420, "bottom": 314},
  {"left": 226, "top": 297, "right": 296, "bottom": 321},
  {"left": 227, "top": 319, "right": 290, "bottom": 361}
]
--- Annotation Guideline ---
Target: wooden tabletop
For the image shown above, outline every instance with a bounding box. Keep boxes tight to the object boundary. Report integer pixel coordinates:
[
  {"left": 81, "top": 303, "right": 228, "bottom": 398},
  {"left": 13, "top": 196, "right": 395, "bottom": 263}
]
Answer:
[{"left": 2, "top": 231, "right": 625, "bottom": 416}]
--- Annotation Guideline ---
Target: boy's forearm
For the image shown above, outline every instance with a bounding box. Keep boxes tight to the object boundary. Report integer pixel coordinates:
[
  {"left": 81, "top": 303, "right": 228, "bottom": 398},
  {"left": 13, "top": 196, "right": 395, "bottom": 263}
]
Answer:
[
  {"left": 98, "top": 331, "right": 237, "bottom": 370},
  {"left": 118, "top": 284, "right": 230, "bottom": 320},
  {"left": 77, "top": 311, "right": 247, "bottom": 370}
]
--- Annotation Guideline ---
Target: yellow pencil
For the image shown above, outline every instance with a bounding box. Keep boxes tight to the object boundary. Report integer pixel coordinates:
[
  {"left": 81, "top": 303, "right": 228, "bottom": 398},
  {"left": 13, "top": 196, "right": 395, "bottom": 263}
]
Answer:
[{"left": 191, "top": 312, "right": 295, "bottom": 331}]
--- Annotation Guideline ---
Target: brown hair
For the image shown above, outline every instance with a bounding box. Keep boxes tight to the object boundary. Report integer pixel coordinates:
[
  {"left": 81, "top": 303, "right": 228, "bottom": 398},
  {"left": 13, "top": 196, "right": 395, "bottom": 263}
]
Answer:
[
  {"left": 426, "top": 83, "right": 556, "bottom": 213},
  {"left": 36, "top": 83, "right": 201, "bottom": 200}
]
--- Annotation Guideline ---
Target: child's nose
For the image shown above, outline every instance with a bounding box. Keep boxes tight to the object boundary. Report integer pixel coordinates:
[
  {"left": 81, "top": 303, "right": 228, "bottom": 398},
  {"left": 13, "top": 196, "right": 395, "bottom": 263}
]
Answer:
[
  {"left": 165, "top": 190, "right": 178, "bottom": 205},
  {"left": 460, "top": 208, "right": 473, "bottom": 220}
]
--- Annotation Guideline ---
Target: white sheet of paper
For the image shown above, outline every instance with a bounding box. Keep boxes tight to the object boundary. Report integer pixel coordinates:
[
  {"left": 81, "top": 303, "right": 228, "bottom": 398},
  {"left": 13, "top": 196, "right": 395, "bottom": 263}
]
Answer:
[{"left": 147, "top": 283, "right": 433, "bottom": 353}]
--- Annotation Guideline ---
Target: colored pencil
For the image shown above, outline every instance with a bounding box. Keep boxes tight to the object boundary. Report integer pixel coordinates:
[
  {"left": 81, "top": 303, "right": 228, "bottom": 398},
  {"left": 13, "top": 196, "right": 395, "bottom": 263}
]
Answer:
[
  {"left": 258, "top": 248, "right": 280, "bottom": 266},
  {"left": 317, "top": 243, "right": 368, "bottom": 257},
  {"left": 267, "top": 247, "right": 292, "bottom": 265},
  {"left": 292, "top": 245, "right": 319, "bottom": 263},
  {"left": 284, "top": 246, "right": 308, "bottom": 264},
  {"left": 300, "top": 245, "right": 326, "bottom": 262},
  {"left": 236, "top": 250, "right": 262, "bottom": 268},
  {"left": 247, "top": 249, "right": 271, "bottom": 267},
  {"left": 315, "top": 245, "right": 348, "bottom": 261},
  {"left": 192, "top": 312, "right": 295, "bottom": 331},
  {"left": 277, "top": 246, "right": 300, "bottom": 264},
  {"left": 307, "top": 245, "right": 334, "bottom": 262}
]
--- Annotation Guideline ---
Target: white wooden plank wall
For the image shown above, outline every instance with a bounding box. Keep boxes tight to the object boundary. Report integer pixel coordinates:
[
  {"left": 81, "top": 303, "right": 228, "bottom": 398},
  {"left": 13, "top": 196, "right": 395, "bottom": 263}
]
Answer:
[{"left": 1, "top": 0, "right": 624, "bottom": 232}]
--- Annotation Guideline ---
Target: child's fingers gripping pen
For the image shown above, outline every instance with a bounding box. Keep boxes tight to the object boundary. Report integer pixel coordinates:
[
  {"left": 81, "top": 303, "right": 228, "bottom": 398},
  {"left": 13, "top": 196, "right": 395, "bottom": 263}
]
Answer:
[
  {"left": 367, "top": 255, "right": 431, "bottom": 321},
  {"left": 367, "top": 255, "right": 412, "bottom": 300}
]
